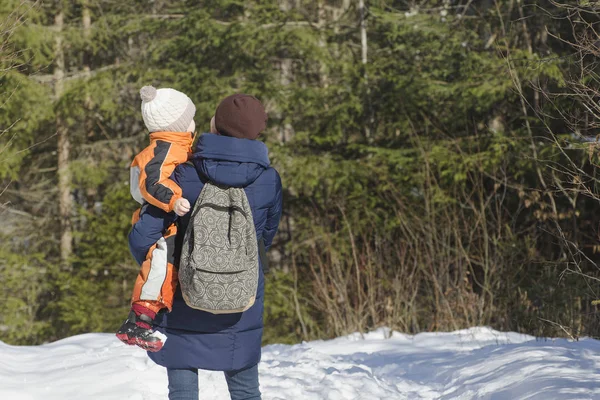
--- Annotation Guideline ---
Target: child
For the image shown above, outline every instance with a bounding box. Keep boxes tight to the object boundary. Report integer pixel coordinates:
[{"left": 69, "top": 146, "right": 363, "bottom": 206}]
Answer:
[{"left": 116, "top": 86, "right": 196, "bottom": 351}]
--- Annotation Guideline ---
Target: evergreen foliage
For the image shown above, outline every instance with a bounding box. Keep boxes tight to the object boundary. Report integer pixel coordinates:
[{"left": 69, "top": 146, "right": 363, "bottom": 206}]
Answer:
[{"left": 1, "top": 0, "right": 600, "bottom": 345}]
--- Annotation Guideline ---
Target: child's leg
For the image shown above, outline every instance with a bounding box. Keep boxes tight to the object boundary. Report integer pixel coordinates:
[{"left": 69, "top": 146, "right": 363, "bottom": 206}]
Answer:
[
  {"left": 131, "top": 223, "right": 179, "bottom": 314},
  {"left": 117, "top": 223, "right": 178, "bottom": 351}
]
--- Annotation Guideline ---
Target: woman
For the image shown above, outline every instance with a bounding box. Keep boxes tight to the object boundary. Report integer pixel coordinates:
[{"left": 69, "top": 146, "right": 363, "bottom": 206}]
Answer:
[{"left": 129, "top": 94, "right": 283, "bottom": 400}]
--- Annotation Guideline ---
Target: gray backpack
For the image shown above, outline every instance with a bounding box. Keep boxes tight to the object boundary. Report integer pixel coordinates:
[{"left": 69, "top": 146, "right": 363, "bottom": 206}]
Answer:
[{"left": 179, "top": 183, "right": 259, "bottom": 314}]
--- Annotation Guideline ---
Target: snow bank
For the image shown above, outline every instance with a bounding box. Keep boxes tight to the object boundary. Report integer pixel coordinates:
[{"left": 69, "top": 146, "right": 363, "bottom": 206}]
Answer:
[{"left": 1, "top": 327, "right": 599, "bottom": 399}]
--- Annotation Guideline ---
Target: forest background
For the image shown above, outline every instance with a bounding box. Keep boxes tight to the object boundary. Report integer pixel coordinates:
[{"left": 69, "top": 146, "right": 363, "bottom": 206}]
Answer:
[{"left": 2, "top": 0, "right": 600, "bottom": 346}]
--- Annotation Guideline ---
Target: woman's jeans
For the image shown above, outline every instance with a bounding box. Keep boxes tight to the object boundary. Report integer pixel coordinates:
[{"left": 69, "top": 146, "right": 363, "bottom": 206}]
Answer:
[{"left": 167, "top": 364, "right": 261, "bottom": 400}]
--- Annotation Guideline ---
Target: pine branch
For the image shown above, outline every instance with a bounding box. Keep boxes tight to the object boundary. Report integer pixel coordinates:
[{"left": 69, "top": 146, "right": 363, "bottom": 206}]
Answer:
[
  {"left": 29, "top": 63, "right": 128, "bottom": 84},
  {"left": 144, "top": 14, "right": 313, "bottom": 29}
]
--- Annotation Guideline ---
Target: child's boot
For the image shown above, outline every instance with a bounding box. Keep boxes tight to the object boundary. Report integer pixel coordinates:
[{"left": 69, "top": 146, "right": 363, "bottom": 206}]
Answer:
[{"left": 115, "top": 304, "right": 164, "bottom": 352}]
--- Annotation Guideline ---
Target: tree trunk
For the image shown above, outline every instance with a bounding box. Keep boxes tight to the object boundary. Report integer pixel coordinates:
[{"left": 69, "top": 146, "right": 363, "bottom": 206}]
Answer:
[
  {"left": 54, "top": 9, "right": 72, "bottom": 268},
  {"left": 82, "top": 1, "right": 97, "bottom": 214},
  {"left": 83, "top": 1, "right": 91, "bottom": 77},
  {"left": 317, "top": 0, "right": 329, "bottom": 88},
  {"left": 279, "top": 58, "right": 294, "bottom": 144},
  {"left": 359, "top": 0, "right": 367, "bottom": 66},
  {"left": 275, "top": 0, "right": 294, "bottom": 145},
  {"left": 359, "top": 0, "right": 372, "bottom": 141}
]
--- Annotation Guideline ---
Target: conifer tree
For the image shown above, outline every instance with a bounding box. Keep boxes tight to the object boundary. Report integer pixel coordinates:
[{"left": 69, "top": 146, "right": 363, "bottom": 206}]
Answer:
[{"left": 1, "top": 0, "right": 599, "bottom": 344}]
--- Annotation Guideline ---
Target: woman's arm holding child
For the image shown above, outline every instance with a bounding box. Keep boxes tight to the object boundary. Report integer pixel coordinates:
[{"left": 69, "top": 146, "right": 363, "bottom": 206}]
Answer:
[{"left": 128, "top": 204, "right": 177, "bottom": 265}]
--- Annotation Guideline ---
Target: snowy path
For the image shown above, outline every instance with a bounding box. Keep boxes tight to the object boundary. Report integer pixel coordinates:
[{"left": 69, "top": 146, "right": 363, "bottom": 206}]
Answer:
[{"left": 1, "top": 327, "right": 600, "bottom": 399}]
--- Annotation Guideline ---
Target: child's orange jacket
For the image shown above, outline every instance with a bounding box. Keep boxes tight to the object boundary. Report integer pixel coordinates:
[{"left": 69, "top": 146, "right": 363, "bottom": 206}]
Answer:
[{"left": 130, "top": 132, "right": 193, "bottom": 213}]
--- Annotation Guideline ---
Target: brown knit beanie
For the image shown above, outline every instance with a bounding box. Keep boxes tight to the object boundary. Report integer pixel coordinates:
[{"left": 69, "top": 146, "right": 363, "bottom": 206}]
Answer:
[{"left": 214, "top": 94, "right": 267, "bottom": 140}]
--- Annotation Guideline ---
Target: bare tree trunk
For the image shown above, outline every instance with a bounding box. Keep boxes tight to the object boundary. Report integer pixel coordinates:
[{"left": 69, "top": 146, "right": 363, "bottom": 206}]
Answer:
[
  {"left": 317, "top": 0, "right": 329, "bottom": 88},
  {"left": 359, "top": 0, "right": 367, "bottom": 67},
  {"left": 54, "top": 9, "right": 72, "bottom": 268},
  {"left": 359, "top": 0, "right": 373, "bottom": 141},
  {"left": 279, "top": 58, "right": 294, "bottom": 145},
  {"left": 516, "top": 0, "right": 539, "bottom": 110},
  {"left": 81, "top": 1, "right": 97, "bottom": 215},
  {"left": 83, "top": 1, "right": 91, "bottom": 77}
]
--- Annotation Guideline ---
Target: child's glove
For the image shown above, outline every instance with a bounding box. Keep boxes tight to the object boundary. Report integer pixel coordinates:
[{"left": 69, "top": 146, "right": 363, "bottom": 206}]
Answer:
[{"left": 174, "top": 198, "right": 190, "bottom": 216}]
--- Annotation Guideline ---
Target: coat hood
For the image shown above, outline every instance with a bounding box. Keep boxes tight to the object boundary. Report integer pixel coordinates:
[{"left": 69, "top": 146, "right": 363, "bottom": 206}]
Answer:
[{"left": 192, "top": 133, "right": 270, "bottom": 188}]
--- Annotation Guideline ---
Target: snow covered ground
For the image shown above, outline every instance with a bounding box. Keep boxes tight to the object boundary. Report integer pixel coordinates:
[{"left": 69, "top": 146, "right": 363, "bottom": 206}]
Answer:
[{"left": 1, "top": 327, "right": 600, "bottom": 400}]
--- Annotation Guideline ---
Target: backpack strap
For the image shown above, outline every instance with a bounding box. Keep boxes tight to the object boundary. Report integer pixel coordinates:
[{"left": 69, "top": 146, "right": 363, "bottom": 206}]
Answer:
[{"left": 258, "top": 238, "right": 269, "bottom": 274}]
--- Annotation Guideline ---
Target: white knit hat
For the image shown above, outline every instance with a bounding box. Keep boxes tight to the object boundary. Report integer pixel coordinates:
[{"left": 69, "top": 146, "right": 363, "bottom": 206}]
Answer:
[{"left": 140, "top": 86, "right": 196, "bottom": 133}]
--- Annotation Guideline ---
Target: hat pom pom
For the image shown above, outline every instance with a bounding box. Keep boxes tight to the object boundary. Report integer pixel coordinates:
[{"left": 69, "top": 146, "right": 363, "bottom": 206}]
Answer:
[{"left": 140, "top": 86, "right": 157, "bottom": 102}]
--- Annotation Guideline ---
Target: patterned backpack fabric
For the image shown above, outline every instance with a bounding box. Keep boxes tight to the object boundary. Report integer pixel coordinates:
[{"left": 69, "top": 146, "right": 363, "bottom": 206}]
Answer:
[{"left": 179, "top": 183, "right": 259, "bottom": 314}]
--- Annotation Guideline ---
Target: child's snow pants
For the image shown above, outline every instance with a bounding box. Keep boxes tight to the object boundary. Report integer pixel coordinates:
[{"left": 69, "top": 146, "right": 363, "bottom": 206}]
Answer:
[{"left": 130, "top": 210, "right": 178, "bottom": 314}]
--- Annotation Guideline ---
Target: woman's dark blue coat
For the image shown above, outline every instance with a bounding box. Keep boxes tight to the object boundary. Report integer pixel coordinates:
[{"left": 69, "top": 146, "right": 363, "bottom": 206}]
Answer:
[{"left": 128, "top": 133, "right": 282, "bottom": 372}]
